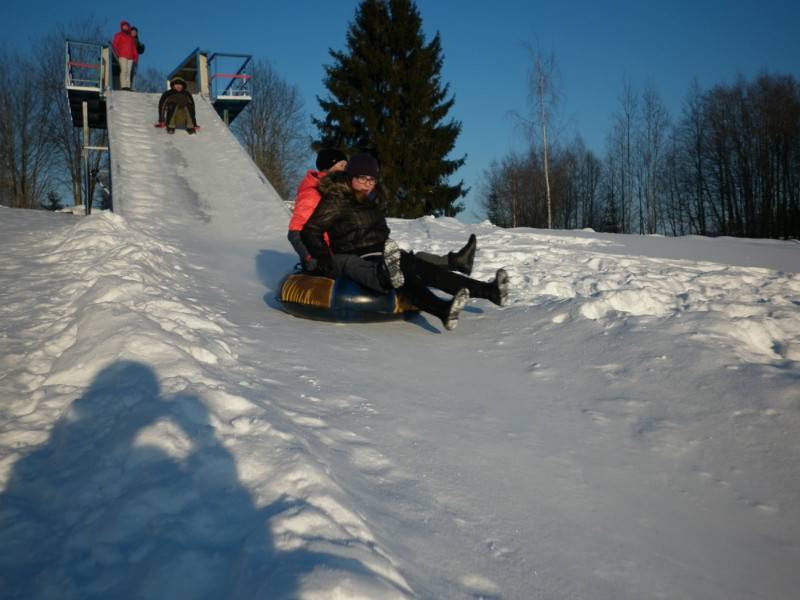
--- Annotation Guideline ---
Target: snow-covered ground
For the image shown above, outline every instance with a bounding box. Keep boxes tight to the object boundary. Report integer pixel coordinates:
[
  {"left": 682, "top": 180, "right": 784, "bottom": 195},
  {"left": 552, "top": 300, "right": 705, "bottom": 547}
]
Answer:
[{"left": 1, "top": 91, "right": 799, "bottom": 599}]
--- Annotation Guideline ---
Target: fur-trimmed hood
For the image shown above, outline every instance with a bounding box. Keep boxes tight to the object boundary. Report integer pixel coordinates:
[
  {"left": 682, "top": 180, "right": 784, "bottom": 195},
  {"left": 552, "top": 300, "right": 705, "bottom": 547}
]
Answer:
[
  {"left": 302, "top": 172, "right": 390, "bottom": 258},
  {"left": 169, "top": 76, "right": 188, "bottom": 89},
  {"left": 318, "top": 172, "right": 385, "bottom": 208},
  {"left": 318, "top": 172, "right": 356, "bottom": 203}
]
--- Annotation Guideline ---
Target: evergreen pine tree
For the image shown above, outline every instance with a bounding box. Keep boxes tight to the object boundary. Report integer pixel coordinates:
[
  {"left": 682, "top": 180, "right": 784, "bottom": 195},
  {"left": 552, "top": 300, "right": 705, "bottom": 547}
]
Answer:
[
  {"left": 314, "top": 0, "right": 466, "bottom": 218},
  {"left": 42, "top": 191, "right": 63, "bottom": 212}
]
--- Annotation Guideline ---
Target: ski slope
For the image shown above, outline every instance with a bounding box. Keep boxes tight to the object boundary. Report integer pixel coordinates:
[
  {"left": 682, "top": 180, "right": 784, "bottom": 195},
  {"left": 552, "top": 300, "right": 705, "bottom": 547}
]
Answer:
[{"left": 1, "top": 91, "right": 799, "bottom": 599}]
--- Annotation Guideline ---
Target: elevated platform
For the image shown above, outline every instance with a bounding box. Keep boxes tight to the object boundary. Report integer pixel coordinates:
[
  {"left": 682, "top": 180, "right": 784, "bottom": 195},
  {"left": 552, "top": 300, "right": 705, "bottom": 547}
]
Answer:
[
  {"left": 65, "top": 40, "right": 110, "bottom": 129},
  {"left": 167, "top": 49, "right": 252, "bottom": 124}
]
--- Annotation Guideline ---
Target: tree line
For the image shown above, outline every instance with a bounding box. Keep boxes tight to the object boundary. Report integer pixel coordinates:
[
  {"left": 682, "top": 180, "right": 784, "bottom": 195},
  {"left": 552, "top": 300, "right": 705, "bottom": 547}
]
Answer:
[
  {"left": 5, "top": 2, "right": 796, "bottom": 242},
  {"left": 482, "top": 69, "right": 800, "bottom": 239}
]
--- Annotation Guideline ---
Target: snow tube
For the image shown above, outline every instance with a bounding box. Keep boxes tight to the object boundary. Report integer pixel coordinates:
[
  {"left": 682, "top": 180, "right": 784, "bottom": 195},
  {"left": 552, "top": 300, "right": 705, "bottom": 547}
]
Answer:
[{"left": 277, "top": 273, "right": 417, "bottom": 322}]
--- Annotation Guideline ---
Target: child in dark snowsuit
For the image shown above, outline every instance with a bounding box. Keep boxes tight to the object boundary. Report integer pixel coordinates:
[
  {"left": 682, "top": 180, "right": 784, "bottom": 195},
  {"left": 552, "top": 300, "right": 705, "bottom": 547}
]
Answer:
[{"left": 158, "top": 77, "right": 197, "bottom": 134}]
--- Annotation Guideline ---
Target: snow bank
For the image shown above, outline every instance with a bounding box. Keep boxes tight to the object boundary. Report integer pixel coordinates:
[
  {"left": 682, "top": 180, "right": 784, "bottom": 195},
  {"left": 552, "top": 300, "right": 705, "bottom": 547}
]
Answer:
[
  {"left": 391, "top": 218, "right": 800, "bottom": 365},
  {"left": 0, "top": 210, "right": 412, "bottom": 599}
]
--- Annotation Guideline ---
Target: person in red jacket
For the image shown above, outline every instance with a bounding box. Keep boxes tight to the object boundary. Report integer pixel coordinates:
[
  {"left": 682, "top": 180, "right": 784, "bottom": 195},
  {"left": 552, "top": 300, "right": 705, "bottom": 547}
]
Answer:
[
  {"left": 112, "top": 20, "right": 138, "bottom": 90},
  {"left": 288, "top": 149, "right": 477, "bottom": 274},
  {"left": 287, "top": 149, "right": 348, "bottom": 271}
]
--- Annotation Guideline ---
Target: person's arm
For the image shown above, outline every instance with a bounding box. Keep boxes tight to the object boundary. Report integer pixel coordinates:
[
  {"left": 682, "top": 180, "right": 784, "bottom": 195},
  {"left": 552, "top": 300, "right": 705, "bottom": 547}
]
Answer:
[
  {"left": 288, "top": 179, "right": 322, "bottom": 269},
  {"left": 137, "top": 41, "right": 145, "bottom": 54},
  {"left": 187, "top": 93, "right": 197, "bottom": 126},
  {"left": 111, "top": 34, "right": 121, "bottom": 58},
  {"left": 157, "top": 92, "right": 168, "bottom": 123},
  {"left": 287, "top": 231, "right": 316, "bottom": 271},
  {"left": 288, "top": 181, "right": 321, "bottom": 232},
  {"left": 301, "top": 195, "right": 341, "bottom": 271}
]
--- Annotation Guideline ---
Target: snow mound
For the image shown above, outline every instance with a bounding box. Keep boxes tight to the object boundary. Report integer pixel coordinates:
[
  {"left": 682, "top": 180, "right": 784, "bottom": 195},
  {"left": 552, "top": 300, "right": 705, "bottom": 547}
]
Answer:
[
  {"left": 0, "top": 210, "right": 412, "bottom": 599},
  {"left": 391, "top": 218, "right": 800, "bottom": 365}
]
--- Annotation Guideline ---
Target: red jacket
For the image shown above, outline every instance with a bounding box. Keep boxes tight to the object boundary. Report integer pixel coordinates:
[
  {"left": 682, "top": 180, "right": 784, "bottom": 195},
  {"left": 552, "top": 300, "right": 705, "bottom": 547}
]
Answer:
[
  {"left": 112, "top": 21, "right": 138, "bottom": 61},
  {"left": 289, "top": 170, "right": 330, "bottom": 247},
  {"left": 289, "top": 170, "right": 324, "bottom": 231}
]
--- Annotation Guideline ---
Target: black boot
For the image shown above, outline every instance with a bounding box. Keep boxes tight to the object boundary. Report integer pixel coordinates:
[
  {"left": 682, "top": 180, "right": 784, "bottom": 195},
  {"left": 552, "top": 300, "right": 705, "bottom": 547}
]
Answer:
[
  {"left": 488, "top": 269, "right": 509, "bottom": 306},
  {"left": 443, "top": 288, "right": 470, "bottom": 330},
  {"left": 382, "top": 239, "right": 404, "bottom": 288},
  {"left": 401, "top": 274, "right": 467, "bottom": 330},
  {"left": 448, "top": 234, "right": 477, "bottom": 275}
]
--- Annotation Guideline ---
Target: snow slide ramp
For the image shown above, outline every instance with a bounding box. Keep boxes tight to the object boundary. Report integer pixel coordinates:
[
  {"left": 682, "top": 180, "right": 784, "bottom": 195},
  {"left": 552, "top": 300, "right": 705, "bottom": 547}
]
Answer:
[{"left": 106, "top": 91, "right": 290, "bottom": 250}]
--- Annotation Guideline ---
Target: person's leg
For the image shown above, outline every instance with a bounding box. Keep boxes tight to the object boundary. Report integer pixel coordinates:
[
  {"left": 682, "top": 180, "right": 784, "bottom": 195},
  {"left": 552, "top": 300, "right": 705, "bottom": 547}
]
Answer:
[
  {"left": 118, "top": 58, "right": 132, "bottom": 89},
  {"left": 165, "top": 105, "right": 178, "bottom": 132},
  {"left": 173, "top": 107, "right": 189, "bottom": 128},
  {"left": 180, "top": 107, "right": 196, "bottom": 132},
  {"left": 170, "top": 107, "right": 196, "bottom": 133},
  {"left": 415, "top": 234, "right": 477, "bottom": 275},
  {"left": 401, "top": 251, "right": 508, "bottom": 305},
  {"left": 412, "top": 251, "right": 447, "bottom": 268},
  {"left": 400, "top": 274, "right": 469, "bottom": 330},
  {"left": 330, "top": 254, "right": 387, "bottom": 293}
]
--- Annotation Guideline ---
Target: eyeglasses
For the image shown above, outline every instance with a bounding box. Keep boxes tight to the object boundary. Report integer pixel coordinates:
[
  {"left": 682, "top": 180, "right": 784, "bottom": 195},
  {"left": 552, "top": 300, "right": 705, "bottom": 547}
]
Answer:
[{"left": 354, "top": 175, "right": 376, "bottom": 184}]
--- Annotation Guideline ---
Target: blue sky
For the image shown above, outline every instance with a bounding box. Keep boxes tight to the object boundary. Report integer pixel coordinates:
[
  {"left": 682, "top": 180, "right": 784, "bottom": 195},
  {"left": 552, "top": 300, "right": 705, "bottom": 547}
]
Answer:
[{"left": 3, "top": 1, "right": 799, "bottom": 219}]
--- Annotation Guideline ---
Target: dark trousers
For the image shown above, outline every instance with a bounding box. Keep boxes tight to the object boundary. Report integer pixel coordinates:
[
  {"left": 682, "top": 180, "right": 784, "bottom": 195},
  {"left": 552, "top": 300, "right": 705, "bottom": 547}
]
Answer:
[
  {"left": 398, "top": 252, "right": 490, "bottom": 320},
  {"left": 329, "top": 251, "right": 490, "bottom": 321},
  {"left": 330, "top": 254, "right": 385, "bottom": 292},
  {"left": 165, "top": 105, "right": 195, "bottom": 128},
  {"left": 413, "top": 251, "right": 447, "bottom": 269},
  {"left": 401, "top": 252, "right": 490, "bottom": 298}
]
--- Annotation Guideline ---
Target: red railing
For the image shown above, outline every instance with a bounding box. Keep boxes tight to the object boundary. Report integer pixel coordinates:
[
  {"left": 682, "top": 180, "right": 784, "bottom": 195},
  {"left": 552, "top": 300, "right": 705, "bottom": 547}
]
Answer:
[
  {"left": 209, "top": 73, "right": 252, "bottom": 80},
  {"left": 68, "top": 61, "right": 100, "bottom": 70}
]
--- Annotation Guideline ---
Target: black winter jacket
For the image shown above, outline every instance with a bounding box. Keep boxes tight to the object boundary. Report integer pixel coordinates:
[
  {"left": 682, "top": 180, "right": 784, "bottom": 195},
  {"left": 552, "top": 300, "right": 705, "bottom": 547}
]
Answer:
[
  {"left": 158, "top": 89, "right": 197, "bottom": 124},
  {"left": 301, "top": 172, "right": 390, "bottom": 261}
]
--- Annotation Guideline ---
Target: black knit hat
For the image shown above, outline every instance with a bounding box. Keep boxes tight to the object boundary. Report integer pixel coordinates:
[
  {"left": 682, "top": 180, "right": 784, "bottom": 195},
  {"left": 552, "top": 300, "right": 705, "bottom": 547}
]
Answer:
[
  {"left": 346, "top": 153, "right": 379, "bottom": 178},
  {"left": 315, "top": 149, "right": 348, "bottom": 172}
]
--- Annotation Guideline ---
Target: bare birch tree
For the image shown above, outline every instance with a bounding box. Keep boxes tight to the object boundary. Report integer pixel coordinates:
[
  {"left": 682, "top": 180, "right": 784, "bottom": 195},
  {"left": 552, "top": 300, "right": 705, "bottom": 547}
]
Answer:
[
  {"left": 638, "top": 83, "right": 670, "bottom": 233},
  {"left": 527, "top": 47, "right": 559, "bottom": 229},
  {"left": 614, "top": 81, "right": 638, "bottom": 233}
]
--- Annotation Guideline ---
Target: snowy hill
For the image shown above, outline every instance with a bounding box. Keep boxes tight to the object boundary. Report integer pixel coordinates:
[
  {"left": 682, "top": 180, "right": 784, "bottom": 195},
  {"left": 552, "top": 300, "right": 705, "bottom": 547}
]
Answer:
[{"left": 1, "top": 91, "right": 799, "bottom": 599}]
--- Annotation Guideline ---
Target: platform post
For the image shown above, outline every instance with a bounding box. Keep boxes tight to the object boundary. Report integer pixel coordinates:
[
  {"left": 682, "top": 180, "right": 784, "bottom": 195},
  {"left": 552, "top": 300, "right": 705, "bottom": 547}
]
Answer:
[
  {"left": 101, "top": 47, "right": 111, "bottom": 93},
  {"left": 198, "top": 53, "right": 209, "bottom": 96},
  {"left": 82, "top": 100, "right": 91, "bottom": 215}
]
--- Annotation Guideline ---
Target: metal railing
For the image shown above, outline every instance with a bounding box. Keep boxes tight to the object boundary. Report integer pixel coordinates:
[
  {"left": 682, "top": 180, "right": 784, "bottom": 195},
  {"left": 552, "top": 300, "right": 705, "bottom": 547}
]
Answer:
[
  {"left": 65, "top": 39, "right": 109, "bottom": 214},
  {"left": 208, "top": 53, "right": 252, "bottom": 101},
  {"left": 65, "top": 39, "right": 104, "bottom": 92}
]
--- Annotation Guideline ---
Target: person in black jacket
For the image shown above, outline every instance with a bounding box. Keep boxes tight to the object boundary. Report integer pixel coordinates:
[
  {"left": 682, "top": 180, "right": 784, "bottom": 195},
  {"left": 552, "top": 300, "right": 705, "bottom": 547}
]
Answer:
[
  {"left": 302, "top": 153, "right": 508, "bottom": 330},
  {"left": 158, "top": 77, "right": 197, "bottom": 134},
  {"left": 130, "top": 27, "right": 145, "bottom": 89}
]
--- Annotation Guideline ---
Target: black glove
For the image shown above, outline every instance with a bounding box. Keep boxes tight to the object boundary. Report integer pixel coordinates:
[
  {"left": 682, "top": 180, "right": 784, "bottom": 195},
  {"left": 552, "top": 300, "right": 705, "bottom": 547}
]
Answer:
[{"left": 302, "top": 255, "right": 318, "bottom": 272}]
